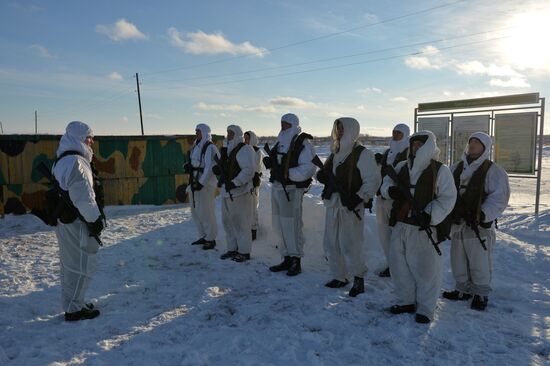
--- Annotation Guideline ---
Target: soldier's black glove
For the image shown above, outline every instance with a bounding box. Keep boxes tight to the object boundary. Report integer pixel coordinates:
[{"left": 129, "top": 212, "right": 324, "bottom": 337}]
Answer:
[
  {"left": 212, "top": 165, "right": 221, "bottom": 176},
  {"left": 87, "top": 216, "right": 104, "bottom": 237},
  {"left": 252, "top": 172, "right": 261, "bottom": 187},
  {"left": 192, "top": 181, "right": 203, "bottom": 191},
  {"left": 374, "top": 153, "right": 383, "bottom": 164},
  {"left": 316, "top": 169, "right": 329, "bottom": 184},
  {"left": 184, "top": 163, "right": 192, "bottom": 174},
  {"left": 262, "top": 156, "right": 273, "bottom": 170},
  {"left": 417, "top": 211, "right": 431, "bottom": 228},
  {"left": 388, "top": 186, "right": 403, "bottom": 200},
  {"left": 226, "top": 181, "right": 237, "bottom": 190}
]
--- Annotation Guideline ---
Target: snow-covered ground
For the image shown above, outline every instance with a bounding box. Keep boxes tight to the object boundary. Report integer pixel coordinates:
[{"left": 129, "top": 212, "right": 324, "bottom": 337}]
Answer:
[{"left": 1, "top": 147, "right": 549, "bottom": 366}]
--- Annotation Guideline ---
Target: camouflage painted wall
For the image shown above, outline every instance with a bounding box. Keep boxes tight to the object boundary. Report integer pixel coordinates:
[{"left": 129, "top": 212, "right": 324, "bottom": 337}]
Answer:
[{"left": 0, "top": 135, "right": 223, "bottom": 215}]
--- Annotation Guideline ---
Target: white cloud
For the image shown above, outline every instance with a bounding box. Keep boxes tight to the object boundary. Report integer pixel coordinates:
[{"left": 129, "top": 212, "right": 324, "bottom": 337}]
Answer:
[
  {"left": 194, "top": 102, "right": 276, "bottom": 113},
  {"left": 96, "top": 19, "right": 148, "bottom": 42},
  {"left": 168, "top": 28, "right": 267, "bottom": 57},
  {"left": 404, "top": 46, "right": 442, "bottom": 70},
  {"left": 404, "top": 44, "right": 531, "bottom": 89},
  {"left": 108, "top": 72, "right": 123, "bottom": 81},
  {"left": 269, "top": 96, "right": 316, "bottom": 109},
  {"left": 489, "top": 77, "right": 531, "bottom": 88},
  {"left": 122, "top": 116, "right": 129, "bottom": 123},
  {"left": 391, "top": 96, "right": 408, "bottom": 102},
  {"left": 405, "top": 56, "right": 441, "bottom": 70},
  {"left": 356, "top": 105, "right": 366, "bottom": 111},
  {"left": 358, "top": 87, "right": 382, "bottom": 95},
  {"left": 29, "top": 44, "right": 56, "bottom": 59}
]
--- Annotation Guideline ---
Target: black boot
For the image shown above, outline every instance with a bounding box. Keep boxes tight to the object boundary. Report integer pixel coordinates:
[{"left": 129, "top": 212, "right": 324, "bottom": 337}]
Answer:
[
  {"left": 349, "top": 277, "right": 364, "bottom": 297},
  {"left": 442, "top": 290, "right": 472, "bottom": 301},
  {"left": 286, "top": 257, "right": 301, "bottom": 276},
  {"left": 389, "top": 304, "right": 416, "bottom": 314},
  {"left": 251, "top": 230, "right": 257, "bottom": 241},
  {"left": 325, "top": 279, "right": 349, "bottom": 288},
  {"left": 191, "top": 237, "right": 206, "bottom": 245},
  {"left": 269, "top": 256, "right": 292, "bottom": 272},
  {"left": 202, "top": 240, "right": 216, "bottom": 250},
  {"left": 220, "top": 251, "right": 238, "bottom": 260},
  {"left": 378, "top": 267, "right": 391, "bottom": 278},
  {"left": 471, "top": 295, "right": 488, "bottom": 311},
  {"left": 415, "top": 314, "right": 430, "bottom": 324},
  {"left": 232, "top": 253, "right": 251, "bottom": 262},
  {"left": 65, "top": 307, "right": 100, "bottom": 321}
]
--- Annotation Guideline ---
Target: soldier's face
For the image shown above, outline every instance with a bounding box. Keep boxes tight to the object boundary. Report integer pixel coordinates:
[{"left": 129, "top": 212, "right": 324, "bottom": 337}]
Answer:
[
  {"left": 392, "top": 130, "right": 404, "bottom": 141},
  {"left": 195, "top": 129, "right": 202, "bottom": 141},
  {"left": 468, "top": 138, "right": 484, "bottom": 158},
  {"left": 336, "top": 121, "right": 344, "bottom": 140},
  {"left": 85, "top": 135, "right": 94, "bottom": 147},
  {"left": 227, "top": 129, "right": 235, "bottom": 141},
  {"left": 281, "top": 121, "right": 292, "bottom": 131},
  {"left": 411, "top": 140, "right": 424, "bottom": 155},
  {"left": 244, "top": 133, "right": 250, "bottom": 144}
]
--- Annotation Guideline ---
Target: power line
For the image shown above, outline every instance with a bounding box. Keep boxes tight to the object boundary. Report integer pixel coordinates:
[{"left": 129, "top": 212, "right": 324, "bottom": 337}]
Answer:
[
  {"left": 144, "top": 26, "right": 512, "bottom": 86},
  {"left": 141, "top": 0, "right": 468, "bottom": 76},
  {"left": 141, "top": 35, "right": 509, "bottom": 92}
]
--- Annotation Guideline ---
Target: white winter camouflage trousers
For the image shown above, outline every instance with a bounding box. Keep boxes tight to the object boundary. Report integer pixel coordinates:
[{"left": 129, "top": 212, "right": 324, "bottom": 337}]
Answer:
[
  {"left": 450, "top": 222, "right": 495, "bottom": 296},
  {"left": 56, "top": 220, "right": 100, "bottom": 313},
  {"left": 191, "top": 184, "right": 217, "bottom": 241},
  {"left": 389, "top": 222, "right": 443, "bottom": 320},
  {"left": 222, "top": 193, "right": 253, "bottom": 254},
  {"left": 271, "top": 187, "right": 305, "bottom": 257},
  {"left": 323, "top": 198, "right": 366, "bottom": 280}
]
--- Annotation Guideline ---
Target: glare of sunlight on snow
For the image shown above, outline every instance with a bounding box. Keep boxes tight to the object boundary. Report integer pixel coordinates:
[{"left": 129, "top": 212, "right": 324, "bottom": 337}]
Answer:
[
  {"left": 205, "top": 286, "right": 231, "bottom": 298},
  {"left": 501, "top": 6, "right": 550, "bottom": 71},
  {"left": 98, "top": 305, "right": 190, "bottom": 351}
]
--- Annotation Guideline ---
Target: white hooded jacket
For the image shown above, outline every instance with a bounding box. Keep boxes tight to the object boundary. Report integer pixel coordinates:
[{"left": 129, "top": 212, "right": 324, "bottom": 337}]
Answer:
[
  {"left": 245, "top": 130, "right": 263, "bottom": 174},
  {"left": 450, "top": 132, "right": 510, "bottom": 222},
  {"left": 324, "top": 117, "right": 380, "bottom": 207},
  {"left": 221, "top": 125, "right": 255, "bottom": 198},
  {"left": 386, "top": 123, "right": 410, "bottom": 166},
  {"left": 275, "top": 113, "right": 316, "bottom": 184},
  {"left": 190, "top": 123, "right": 220, "bottom": 187},
  {"left": 381, "top": 130, "right": 456, "bottom": 226},
  {"left": 53, "top": 121, "right": 101, "bottom": 223}
]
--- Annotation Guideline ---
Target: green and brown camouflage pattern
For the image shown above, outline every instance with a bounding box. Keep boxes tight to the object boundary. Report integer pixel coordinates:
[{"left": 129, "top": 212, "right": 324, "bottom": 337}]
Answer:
[{"left": 0, "top": 134, "right": 223, "bottom": 215}]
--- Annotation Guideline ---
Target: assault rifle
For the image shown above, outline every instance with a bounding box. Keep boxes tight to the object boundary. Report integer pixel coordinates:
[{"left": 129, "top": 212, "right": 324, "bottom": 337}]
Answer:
[
  {"left": 264, "top": 143, "right": 290, "bottom": 202},
  {"left": 213, "top": 147, "right": 234, "bottom": 201},
  {"left": 465, "top": 214, "right": 487, "bottom": 251}
]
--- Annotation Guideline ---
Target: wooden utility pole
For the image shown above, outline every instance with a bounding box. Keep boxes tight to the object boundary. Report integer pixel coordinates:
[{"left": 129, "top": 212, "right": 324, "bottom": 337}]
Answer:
[
  {"left": 136, "top": 73, "right": 144, "bottom": 136},
  {"left": 35, "top": 110, "right": 37, "bottom": 134}
]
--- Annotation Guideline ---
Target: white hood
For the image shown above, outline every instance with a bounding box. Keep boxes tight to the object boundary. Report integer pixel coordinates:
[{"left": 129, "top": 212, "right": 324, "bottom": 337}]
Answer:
[
  {"left": 227, "top": 124, "right": 244, "bottom": 154},
  {"left": 408, "top": 130, "right": 440, "bottom": 182},
  {"left": 387, "top": 123, "right": 410, "bottom": 166},
  {"left": 245, "top": 130, "right": 259, "bottom": 147},
  {"left": 56, "top": 121, "right": 94, "bottom": 162},
  {"left": 331, "top": 117, "right": 360, "bottom": 167},
  {"left": 195, "top": 123, "right": 212, "bottom": 148},
  {"left": 459, "top": 131, "right": 493, "bottom": 184},
  {"left": 277, "top": 113, "right": 301, "bottom": 153}
]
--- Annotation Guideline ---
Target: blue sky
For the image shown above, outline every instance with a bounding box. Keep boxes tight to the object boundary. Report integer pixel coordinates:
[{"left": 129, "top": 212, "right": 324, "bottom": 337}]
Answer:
[{"left": 1, "top": 0, "right": 550, "bottom": 136}]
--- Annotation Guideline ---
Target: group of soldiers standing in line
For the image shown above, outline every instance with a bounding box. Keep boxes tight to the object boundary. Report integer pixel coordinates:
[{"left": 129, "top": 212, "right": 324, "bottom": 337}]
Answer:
[
  {"left": 187, "top": 113, "right": 510, "bottom": 324},
  {"left": 49, "top": 112, "right": 509, "bottom": 323}
]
